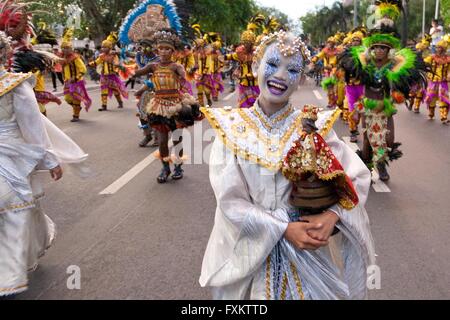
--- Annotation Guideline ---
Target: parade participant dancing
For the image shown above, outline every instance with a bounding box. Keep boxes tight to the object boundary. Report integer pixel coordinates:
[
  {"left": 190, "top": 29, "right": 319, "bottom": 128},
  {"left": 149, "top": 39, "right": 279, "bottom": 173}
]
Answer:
[
  {"left": 224, "top": 28, "right": 260, "bottom": 108},
  {"left": 13, "top": 50, "right": 62, "bottom": 117},
  {"left": 339, "top": 30, "right": 366, "bottom": 142},
  {"left": 126, "top": 1, "right": 203, "bottom": 183},
  {"left": 60, "top": 28, "right": 92, "bottom": 122},
  {"left": 192, "top": 25, "right": 214, "bottom": 107},
  {"left": 95, "top": 32, "right": 128, "bottom": 111},
  {"left": 206, "top": 33, "right": 224, "bottom": 102},
  {"left": 119, "top": 0, "right": 174, "bottom": 148},
  {"left": 311, "top": 36, "right": 342, "bottom": 109},
  {"left": 133, "top": 28, "right": 203, "bottom": 183},
  {"left": 424, "top": 39, "right": 450, "bottom": 123},
  {"left": 339, "top": 0, "right": 428, "bottom": 181},
  {"left": 409, "top": 35, "right": 431, "bottom": 113},
  {"left": 0, "top": 27, "right": 89, "bottom": 297},
  {"left": 176, "top": 43, "right": 195, "bottom": 95},
  {"left": 200, "top": 30, "right": 375, "bottom": 300}
]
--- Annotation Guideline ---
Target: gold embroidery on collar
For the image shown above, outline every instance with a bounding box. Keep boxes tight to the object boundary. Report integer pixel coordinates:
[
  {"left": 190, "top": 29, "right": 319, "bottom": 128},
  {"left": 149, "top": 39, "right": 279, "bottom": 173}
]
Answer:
[
  {"left": 252, "top": 105, "right": 294, "bottom": 131},
  {"left": 0, "top": 72, "right": 32, "bottom": 97},
  {"left": 201, "top": 107, "right": 341, "bottom": 172}
]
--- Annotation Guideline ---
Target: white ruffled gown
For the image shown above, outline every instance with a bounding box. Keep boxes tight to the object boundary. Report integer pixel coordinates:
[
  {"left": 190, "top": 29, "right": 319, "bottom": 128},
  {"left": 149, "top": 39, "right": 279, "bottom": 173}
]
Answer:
[{"left": 0, "top": 71, "right": 88, "bottom": 296}]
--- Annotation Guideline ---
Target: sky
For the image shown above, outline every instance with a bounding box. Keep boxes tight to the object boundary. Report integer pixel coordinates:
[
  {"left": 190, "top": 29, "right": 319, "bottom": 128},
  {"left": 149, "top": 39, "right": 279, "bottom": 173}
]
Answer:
[{"left": 256, "top": 0, "right": 338, "bottom": 21}]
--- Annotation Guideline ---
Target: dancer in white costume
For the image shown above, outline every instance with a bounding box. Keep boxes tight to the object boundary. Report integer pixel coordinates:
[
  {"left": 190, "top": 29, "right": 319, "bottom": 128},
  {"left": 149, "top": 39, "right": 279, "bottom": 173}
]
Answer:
[
  {"left": 200, "top": 31, "right": 376, "bottom": 300},
  {"left": 0, "top": 32, "right": 88, "bottom": 296}
]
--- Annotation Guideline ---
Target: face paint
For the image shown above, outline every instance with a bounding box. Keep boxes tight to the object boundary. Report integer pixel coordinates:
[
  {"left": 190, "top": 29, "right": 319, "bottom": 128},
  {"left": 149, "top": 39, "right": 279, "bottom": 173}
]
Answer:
[
  {"left": 286, "top": 54, "right": 303, "bottom": 85},
  {"left": 263, "top": 46, "right": 281, "bottom": 81},
  {"left": 257, "top": 42, "right": 305, "bottom": 106}
]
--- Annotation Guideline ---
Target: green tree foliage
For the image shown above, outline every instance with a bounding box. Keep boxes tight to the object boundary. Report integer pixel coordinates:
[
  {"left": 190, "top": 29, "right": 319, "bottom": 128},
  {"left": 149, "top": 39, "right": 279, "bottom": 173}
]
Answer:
[
  {"left": 300, "top": 0, "right": 445, "bottom": 46},
  {"left": 442, "top": 0, "right": 450, "bottom": 29},
  {"left": 187, "top": 0, "right": 258, "bottom": 44}
]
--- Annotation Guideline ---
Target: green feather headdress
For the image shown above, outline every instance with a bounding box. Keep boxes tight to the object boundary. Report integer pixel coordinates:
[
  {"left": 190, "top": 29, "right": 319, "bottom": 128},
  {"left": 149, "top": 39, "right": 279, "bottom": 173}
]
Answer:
[{"left": 363, "top": 33, "right": 401, "bottom": 49}]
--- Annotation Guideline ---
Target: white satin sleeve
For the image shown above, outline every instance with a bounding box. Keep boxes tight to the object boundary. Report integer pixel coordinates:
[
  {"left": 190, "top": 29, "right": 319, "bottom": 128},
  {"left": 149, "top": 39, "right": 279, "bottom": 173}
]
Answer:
[
  {"left": 200, "top": 138, "right": 289, "bottom": 288},
  {"left": 13, "top": 80, "right": 59, "bottom": 170}
]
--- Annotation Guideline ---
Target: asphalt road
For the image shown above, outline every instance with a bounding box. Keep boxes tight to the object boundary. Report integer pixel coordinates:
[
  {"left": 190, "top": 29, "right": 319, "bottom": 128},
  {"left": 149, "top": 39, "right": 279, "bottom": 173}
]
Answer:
[{"left": 11, "top": 79, "right": 450, "bottom": 300}]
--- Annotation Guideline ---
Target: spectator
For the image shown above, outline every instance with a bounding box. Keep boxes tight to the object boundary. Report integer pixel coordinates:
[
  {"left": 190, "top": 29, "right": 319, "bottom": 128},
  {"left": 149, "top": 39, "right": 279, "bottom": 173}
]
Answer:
[
  {"left": 51, "top": 46, "right": 64, "bottom": 92},
  {"left": 430, "top": 19, "right": 444, "bottom": 53}
]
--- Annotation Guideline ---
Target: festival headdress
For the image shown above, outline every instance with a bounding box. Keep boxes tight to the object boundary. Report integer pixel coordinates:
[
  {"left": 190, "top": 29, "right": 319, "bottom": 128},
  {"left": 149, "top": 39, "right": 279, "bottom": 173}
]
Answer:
[
  {"left": 191, "top": 23, "right": 206, "bottom": 48},
  {"left": 241, "top": 14, "right": 265, "bottom": 46},
  {"left": 204, "top": 32, "right": 222, "bottom": 50},
  {"left": 254, "top": 30, "right": 311, "bottom": 66},
  {"left": 0, "top": 30, "right": 11, "bottom": 51},
  {"left": 31, "top": 22, "right": 58, "bottom": 48},
  {"left": 436, "top": 39, "right": 448, "bottom": 50},
  {"left": 364, "top": 0, "right": 402, "bottom": 49},
  {"left": 60, "top": 27, "right": 74, "bottom": 49},
  {"left": 119, "top": 0, "right": 181, "bottom": 47},
  {"left": 0, "top": 0, "right": 34, "bottom": 42},
  {"left": 102, "top": 32, "right": 118, "bottom": 49},
  {"left": 262, "top": 17, "right": 281, "bottom": 35},
  {"left": 153, "top": 27, "right": 180, "bottom": 50}
]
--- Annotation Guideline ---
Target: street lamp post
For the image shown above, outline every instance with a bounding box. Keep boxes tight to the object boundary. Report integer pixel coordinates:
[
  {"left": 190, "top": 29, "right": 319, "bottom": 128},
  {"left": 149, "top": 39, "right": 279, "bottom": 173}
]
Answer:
[
  {"left": 423, "top": 0, "right": 426, "bottom": 36},
  {"left": 435, "top": 0, "right": 440, "bottom": 19}
]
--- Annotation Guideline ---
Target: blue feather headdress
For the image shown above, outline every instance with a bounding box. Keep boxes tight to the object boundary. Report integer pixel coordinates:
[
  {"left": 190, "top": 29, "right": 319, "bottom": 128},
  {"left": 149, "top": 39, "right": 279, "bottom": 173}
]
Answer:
[{"left": 119, "top": 0, "right": 182, "bottom": 46}]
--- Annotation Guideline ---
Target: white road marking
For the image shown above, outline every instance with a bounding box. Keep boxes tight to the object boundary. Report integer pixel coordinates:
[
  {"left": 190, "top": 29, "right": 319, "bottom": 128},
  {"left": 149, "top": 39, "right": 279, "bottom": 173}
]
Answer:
[
  {"left": 313, "top": 90, "right": 323, "bottom": 100},
  {"left": 342, "top": 136, "right": 391, "bottom": 193},
  {"left": 224, "top": 92, "right": 236, "bottom": 101},
  {"left": 99, "top": 141, "right": 173, "bottom": 195},
  {"left": 371, "top": 170, "right": 392, "bottom": 193}
]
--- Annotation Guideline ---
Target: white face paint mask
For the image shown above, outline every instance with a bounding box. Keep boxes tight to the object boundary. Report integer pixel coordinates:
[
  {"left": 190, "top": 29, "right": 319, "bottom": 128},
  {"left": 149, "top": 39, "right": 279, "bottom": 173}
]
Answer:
[{"left": 255, "top": 43, "right": 304, "bottom": 106}]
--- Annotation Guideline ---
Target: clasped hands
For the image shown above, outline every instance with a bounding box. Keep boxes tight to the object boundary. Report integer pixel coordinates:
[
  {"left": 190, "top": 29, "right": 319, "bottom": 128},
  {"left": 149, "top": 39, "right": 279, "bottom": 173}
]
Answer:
[{"left": 284, "top": 210, "right": 340, "bottom": 251}]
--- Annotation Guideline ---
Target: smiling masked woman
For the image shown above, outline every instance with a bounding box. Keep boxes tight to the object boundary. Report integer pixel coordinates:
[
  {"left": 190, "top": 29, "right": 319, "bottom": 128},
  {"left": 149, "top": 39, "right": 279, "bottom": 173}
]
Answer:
[{"left": 199, "top": 31, "right": 376, "bottom": 300}]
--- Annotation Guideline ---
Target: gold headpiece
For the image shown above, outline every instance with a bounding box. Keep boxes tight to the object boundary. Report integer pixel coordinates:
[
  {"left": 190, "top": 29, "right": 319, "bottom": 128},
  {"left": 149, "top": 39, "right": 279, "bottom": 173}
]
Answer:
[
  {"left": 241, "top": 30, "right": 256, "bottom": 45},
  {"left": 436, "top": 39, "right": 448, "bottom": 50},
  {"left": 102, "top": 32, "right": 118, "bottom": 49},
  {"left": 61, "top": 27, "right": 74, "bottom": 49}
]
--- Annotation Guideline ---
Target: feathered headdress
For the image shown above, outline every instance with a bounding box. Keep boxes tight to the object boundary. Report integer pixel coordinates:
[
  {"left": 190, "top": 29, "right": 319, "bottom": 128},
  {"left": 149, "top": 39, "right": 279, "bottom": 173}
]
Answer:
[
  {"left": 61, "top": 27, "right": 74, "bottom": 49},
  {"left": 191, "top": 23, "right": 206, "bottom": 48},
  {"left": 12, "top": 49, "right": 59, "bottom": 73},
  {"left": 31, "top": 22, "right": 58, "bottom": 47},
  {"left": 204, "top": 32, "right": 222, "bottom": 49},
  {"left": 0, "top": 0, "right": 34, "bottom": 41},
  {"left": 246, "top": 13, "right": 265, "bottom": 34},
  {"left": 102, "top": 32, "right": 118, "bottom": 49},
  {"left": 241, "top": 14, "right": 266, "bottom": 46},
  {"left": 364, "top": 0, "right": 402, "bottom": 49},
  {"left": 262, "top": 17, "right": 281, "bottom": 35},
  {"left": 119, "top": 0, "right": 182, "bottom": 46}
]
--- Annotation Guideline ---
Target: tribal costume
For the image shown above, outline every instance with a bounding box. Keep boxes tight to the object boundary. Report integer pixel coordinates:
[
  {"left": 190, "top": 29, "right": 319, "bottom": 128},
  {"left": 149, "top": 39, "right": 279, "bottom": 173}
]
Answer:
[
  {"left": 123, "top": 0, "right": 203, "bottom": 183},
  {"left": 200, "top": 31, "right": 375, "bottom": 300},
  {"left": 176, "top": 45, "right": 195, "bottom": 95},
  {"left": 205, "top": 34, "right": 224, "bottom": 102},
  {"left": 424, "top": 40, "right": 450, "bottom": 123},
  {"left": 338, "top": 30, "right": 367, "bottom": 142},
  {"left": 339, "top": 0, "right": 428, "bottom": 181},
  {"left": 313, "top": 37, "right": 342, "bottom": 109},
  {"left": 225, "top": 30, "right": 260, "bottom": 108},
  {"left": 96, "top": 33, "right": 128, "bottom": 111},
  {"left": 119, "top": 1, "right": 176, "bottom": 147},
  {"left": 409, "top": 35, "right": 431, "bottom": 113},
  {"left": 193, "top": 36, "right": 214, "bottom": 107},
  {"left": 60, "top": 29, "right": 92, "bottom": 122}
]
